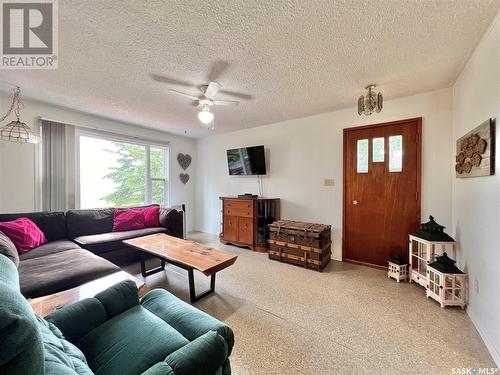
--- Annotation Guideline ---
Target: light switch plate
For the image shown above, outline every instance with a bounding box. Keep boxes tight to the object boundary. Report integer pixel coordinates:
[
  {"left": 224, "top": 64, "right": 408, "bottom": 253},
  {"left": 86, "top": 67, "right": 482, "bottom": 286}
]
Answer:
[{"left": 324, "top": 179, "right": 335, "bottom": 187}]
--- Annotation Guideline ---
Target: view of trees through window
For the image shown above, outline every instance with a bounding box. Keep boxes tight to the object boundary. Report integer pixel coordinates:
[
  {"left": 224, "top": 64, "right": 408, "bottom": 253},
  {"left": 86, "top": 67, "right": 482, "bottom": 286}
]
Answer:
[{"left": 79, "top": 135, "right": 167, "bottom": 209}]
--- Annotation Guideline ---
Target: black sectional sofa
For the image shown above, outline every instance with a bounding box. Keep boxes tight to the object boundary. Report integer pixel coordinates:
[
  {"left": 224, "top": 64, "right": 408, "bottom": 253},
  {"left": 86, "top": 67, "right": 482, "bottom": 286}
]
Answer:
[{"left": 0, "top": 206, "right": 183, "bottom": 299}]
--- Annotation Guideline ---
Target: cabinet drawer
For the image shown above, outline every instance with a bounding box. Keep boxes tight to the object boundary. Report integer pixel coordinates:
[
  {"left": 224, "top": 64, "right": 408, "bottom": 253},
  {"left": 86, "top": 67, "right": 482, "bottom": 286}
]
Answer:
[
  {"left": 224, "top": 207, "right": 253, "bottom": 218},
  {"left": 224, "top": 199, "right": 252, "bottom": 211}
]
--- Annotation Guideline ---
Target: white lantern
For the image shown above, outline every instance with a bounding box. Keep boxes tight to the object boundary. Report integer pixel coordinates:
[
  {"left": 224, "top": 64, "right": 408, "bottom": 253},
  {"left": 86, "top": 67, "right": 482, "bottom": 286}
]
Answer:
[
  {"left": 409, "top": 216, "right": 456, "bottom": 288},
  {"left": 388, "top": 261, "right": 408, "bottom": 283},
  {"left": 426, "top": 253, "right": 467, "bottom": 309}
]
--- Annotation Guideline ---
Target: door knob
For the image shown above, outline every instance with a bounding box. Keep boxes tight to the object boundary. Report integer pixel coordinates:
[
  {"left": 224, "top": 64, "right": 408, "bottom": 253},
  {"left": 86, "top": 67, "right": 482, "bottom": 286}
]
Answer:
[{"left": 353, "top": 200, "right": 358, "bottom": 205}]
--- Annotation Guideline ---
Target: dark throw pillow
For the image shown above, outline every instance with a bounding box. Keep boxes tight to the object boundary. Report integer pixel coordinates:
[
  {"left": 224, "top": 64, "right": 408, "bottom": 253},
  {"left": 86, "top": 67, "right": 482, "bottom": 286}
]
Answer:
[{"left": 0, "top": 231, "right": 19, "bottom": 267}]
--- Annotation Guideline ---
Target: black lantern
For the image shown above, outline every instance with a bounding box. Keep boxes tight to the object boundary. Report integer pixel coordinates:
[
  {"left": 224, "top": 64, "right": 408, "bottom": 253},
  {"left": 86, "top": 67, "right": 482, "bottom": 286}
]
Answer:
[
  {"left": 428, "top": 252, "right": 463, "bottom": 274},
  {"left": 411, "top": 215, "right": 454, "bottom": 242},
  {"left": 389, "top": 254, "right": 404, "bottom": 265}
]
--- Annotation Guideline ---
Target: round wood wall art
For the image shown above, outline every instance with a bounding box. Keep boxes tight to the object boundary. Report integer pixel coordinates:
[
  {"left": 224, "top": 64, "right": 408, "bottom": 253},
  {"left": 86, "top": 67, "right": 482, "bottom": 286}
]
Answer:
[
  {"left": 177, "top": 153, "right": 192, "bottom": 171},
  {"left": 455, "top": 118, "right": 495, "bottom": 178},
  {"left": 179, "top": 173, "right": 190, "bottom": 184}
]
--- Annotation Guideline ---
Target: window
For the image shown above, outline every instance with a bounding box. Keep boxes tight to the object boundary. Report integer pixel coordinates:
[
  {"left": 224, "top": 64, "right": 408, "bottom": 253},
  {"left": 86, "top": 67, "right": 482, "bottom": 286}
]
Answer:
[
  {"left": 372, "top": 137, "right": 384, "bottom": 162},
  {"left": 357, "top": 139, "right": 369, "bottom": 173},
  {"left": 389, "top": 135, "right": 403, "bottom": 172},
  {"left": 78, "top": 134, "right": 168, "bottom": 209}
]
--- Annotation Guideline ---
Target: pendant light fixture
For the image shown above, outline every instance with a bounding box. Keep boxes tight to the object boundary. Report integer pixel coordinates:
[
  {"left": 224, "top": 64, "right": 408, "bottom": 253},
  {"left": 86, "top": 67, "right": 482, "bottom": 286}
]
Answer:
[
  {"left": 0, "top": 86, "right": 40, "bottom": 144},
  {"left": 197, "top": 99, "right": 215, "bottom": 130},
  {"left": 357, "top": 84, "right": 383, "bottom": 116}
]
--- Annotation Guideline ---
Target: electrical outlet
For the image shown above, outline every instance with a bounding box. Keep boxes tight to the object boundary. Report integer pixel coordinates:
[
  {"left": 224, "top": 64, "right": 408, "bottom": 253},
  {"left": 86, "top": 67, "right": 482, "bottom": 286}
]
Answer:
[
  {"left": 474, "top": 278, "right": 479, "bottom": 294},
  {"left": 324, "top": 178, "right": 335, "bottom": 187}
]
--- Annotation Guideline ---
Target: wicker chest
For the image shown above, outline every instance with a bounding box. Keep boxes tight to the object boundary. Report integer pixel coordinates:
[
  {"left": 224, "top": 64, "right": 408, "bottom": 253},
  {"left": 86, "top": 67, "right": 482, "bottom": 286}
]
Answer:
[{"left": 268, "top": 220, "right": 332, "bottom": 271}]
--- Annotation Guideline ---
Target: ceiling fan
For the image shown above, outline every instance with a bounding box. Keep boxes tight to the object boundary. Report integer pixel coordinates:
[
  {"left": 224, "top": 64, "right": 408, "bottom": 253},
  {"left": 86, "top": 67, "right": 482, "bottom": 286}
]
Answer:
[{"left": 168, "top": 81, "right": 239, "bottom": 129}]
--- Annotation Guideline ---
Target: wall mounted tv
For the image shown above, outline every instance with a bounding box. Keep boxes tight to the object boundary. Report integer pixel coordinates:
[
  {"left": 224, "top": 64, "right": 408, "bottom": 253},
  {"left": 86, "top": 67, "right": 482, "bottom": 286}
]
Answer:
[{"left": 227, "top": 145, "right": 266, "bottom": 175}]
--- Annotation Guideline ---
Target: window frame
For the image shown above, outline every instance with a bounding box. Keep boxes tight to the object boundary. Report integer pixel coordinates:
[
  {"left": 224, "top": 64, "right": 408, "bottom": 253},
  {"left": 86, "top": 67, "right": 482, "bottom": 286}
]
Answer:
[{"left": 75, "top": 128, "right": 169, "bottom": 209}]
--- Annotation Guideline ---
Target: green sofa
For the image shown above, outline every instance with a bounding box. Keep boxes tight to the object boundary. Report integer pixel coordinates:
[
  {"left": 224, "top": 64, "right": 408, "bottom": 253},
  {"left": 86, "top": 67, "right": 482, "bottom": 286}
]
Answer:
[{"left": 0, "top": 254, "right": 234, "bottom": 375}]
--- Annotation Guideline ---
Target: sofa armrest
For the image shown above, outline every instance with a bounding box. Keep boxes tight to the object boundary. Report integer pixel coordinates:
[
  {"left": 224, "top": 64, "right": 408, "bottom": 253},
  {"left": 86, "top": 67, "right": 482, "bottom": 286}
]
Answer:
[
  {"left": 141, "top": 289, "right": 234, "bottom": 355},
  {"left": 46, "top": 280, "right": 139, "bottom": 343},
  {"left": 159, "top": 208, "right": 184, "bottom": 238},
  {"left": 141, "top": 362, "right": 175, "bottom": 375},
  {"left": 165, "top": 331, "right": 228, "bottom": 375}
]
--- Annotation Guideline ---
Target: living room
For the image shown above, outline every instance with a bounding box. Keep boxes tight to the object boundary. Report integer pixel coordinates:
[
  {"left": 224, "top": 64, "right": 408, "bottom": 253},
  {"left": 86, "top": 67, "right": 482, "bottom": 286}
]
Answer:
[{"left": 0, "top": 1, "right": 499, "bottom": 374}]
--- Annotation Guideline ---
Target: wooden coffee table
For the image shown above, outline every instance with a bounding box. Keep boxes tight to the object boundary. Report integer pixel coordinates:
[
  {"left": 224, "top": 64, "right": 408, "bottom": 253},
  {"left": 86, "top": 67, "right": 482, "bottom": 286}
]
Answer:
[
  {"left": 123, "top": 233, "right": 237, "bottom": 303},
  {"left": 29, "top": 271, "right": 147, "bottom": 317}
]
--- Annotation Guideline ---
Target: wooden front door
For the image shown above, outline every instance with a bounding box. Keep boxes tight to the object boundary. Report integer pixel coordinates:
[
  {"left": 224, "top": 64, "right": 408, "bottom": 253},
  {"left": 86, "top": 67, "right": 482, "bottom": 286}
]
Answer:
[{"left": 343, "top": 118, "right": 422, "bottom": 267}]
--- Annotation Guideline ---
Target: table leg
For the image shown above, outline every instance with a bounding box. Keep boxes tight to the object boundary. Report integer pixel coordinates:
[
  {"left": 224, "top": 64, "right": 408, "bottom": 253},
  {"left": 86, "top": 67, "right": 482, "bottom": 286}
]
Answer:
[
  {"left": 140, "top": 253, "right": 166, "bottom": 277},
  {"left": 188, "top": 269, "right": 216, "bottom": 303}
]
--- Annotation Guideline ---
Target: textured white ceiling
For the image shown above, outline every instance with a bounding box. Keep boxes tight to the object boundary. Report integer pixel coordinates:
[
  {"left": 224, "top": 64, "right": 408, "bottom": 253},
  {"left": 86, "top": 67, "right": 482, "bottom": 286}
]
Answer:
[{"left": 1, "top": 0, "right": 499, "bottom": 138}]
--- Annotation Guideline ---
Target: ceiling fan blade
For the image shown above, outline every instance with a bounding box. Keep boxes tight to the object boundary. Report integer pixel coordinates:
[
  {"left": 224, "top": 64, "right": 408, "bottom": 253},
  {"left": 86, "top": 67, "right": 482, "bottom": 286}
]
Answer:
[
  {"left": 204, "top": 81, "right": 221, "bottom": 99},
  {"left": 218, "top": 89, "right": 252, "bottom": 100},
  {"left": 169, "top": 89, "right": 200, "bottom": 101},
  {"left": 150, "top": 73, "right": 197, "bottom": 88},
  {"left": 214, "top": 100, "right": 239, "bottom": 106},
  {"left": 207, "top": 60, "right": 230, "bottom": 82}
]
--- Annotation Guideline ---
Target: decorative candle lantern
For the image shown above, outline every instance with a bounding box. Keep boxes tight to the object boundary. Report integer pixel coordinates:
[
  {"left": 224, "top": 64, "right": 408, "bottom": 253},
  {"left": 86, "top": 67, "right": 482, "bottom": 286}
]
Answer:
[
  {"left": 426, "top": 252, "right": 467, "bottom": 309},
  {"left": 409, "top": 216, "right": 456, "bottom": 288},
  {"left": 387, "top": 254, "right": 408, "bottom": 282}
]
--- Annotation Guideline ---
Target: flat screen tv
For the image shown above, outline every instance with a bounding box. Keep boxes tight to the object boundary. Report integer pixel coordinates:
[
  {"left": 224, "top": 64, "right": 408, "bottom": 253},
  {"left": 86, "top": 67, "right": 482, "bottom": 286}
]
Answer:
[{"left": 227, "top": 145, "right": 266, "bottom": 175}]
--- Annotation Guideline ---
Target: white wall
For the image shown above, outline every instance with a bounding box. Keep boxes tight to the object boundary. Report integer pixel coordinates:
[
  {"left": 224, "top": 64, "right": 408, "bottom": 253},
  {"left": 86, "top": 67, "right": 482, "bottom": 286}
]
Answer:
[
  {"left": 0, "top": 97, "right": 197, "bottom": 232},
  {"left": 195, "top": 88, "right": 453, "bottom": 261},
  {"left": 452, "top": 12, "right": 500, "bottom": 366}
]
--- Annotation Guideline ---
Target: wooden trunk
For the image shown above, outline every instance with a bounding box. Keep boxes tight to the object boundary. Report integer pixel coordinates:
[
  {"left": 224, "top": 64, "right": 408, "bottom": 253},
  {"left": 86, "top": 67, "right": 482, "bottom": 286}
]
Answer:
[{"left": 268, "top": 220, "right": 332, "bottom": 271}]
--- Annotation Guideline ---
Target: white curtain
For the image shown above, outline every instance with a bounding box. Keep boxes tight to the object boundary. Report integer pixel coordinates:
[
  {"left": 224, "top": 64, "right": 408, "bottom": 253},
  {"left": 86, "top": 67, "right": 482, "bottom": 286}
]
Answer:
[{"left": 41, "top": 120, "right": 72, "bottom": 211}]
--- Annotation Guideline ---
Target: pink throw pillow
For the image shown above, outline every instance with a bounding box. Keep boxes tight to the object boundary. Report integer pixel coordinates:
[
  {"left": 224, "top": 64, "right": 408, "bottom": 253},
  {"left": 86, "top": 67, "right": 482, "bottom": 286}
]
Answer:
[
  {"left": 143, "top": 206, "right": 160, "bottom": 227},
  {"left": 0, "top": 217, "right": 47, "bottom": 254},
  {"left": 112, "top": 206, "right": 160, "bottom": 232}
]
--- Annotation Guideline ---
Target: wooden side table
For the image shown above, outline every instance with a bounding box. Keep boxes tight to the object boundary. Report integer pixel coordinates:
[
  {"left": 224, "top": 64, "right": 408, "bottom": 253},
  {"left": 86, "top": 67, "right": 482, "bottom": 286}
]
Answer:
[{"left": 29, "top": 271, "right": 148, "bottom": 317}]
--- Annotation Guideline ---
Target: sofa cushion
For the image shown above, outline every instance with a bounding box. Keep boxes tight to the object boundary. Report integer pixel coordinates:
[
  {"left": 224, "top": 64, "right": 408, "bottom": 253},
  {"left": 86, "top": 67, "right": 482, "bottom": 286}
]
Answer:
[
  {"left": 37, "top": 317, "right": 94, "bottom": 375},
  {"left": 19, "top": 240, "right": 81, "bottom": 261},
  {"left": 0, "top": 231, "right": 19, "bottom": 267},
  {"left": 0, "top": 211, "right": 67, "bottom": 241},
  {"left": 0, "top": 217, "right": 48, "bottom": 254},
  {"left": 73, "top": 227, "right": 167, "bottom": 254},
  {"left": 78, "top": 305, "right": 189, "bottom": 375},
  {"left": 0, "top": 254, "right": 45, "bottom": 374},
  {"left": 159, "top": 208, "right": 184, "bottom": 238},
  {"left": 18, "top": 249, "right": 120, "bottom": 298},
  {"left": 66, "top": 208, "right": 114, "bottom": 238}
]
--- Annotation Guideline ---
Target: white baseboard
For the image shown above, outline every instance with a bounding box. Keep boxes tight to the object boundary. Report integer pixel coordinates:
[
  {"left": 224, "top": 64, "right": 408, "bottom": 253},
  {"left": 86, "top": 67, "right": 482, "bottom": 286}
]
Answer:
[{"left": 468, "top": 309, "right": 500, "bottom": 367}]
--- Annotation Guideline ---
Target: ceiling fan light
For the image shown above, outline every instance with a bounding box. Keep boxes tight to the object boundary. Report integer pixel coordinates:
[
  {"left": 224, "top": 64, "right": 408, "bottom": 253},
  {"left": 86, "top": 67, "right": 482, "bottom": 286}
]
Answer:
[{"left": 198, "top": 108, "right": 214, "bottom": 124}]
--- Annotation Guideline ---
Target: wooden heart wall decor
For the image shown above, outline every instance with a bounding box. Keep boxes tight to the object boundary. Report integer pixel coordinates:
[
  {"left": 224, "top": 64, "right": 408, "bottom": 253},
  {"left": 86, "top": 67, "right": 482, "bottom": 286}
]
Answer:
[
  {"left": 179, "top": 173, "right": 190, "bottom": 184},
  {"left": 177, "top": 153, "right": 192, "bottom": 184}
]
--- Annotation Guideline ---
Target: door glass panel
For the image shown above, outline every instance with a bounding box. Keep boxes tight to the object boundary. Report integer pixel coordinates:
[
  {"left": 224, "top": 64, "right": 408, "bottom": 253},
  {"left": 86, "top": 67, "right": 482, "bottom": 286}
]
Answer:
[
  {"left": 357, "top": 139, "right": 369, "bottom": 173},
  {"left": 389, "top": 135, "right": 403, "bottom": 172},
  {"left": 372, "top": 137, "right": 384, "bottom": 162}
]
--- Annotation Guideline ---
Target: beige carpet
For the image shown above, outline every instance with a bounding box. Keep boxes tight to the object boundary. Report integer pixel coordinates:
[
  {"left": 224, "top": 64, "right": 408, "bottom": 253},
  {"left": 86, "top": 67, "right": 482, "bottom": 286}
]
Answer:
[{"left": 124, "top": 232, "right": 495, "bottom": 375}]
